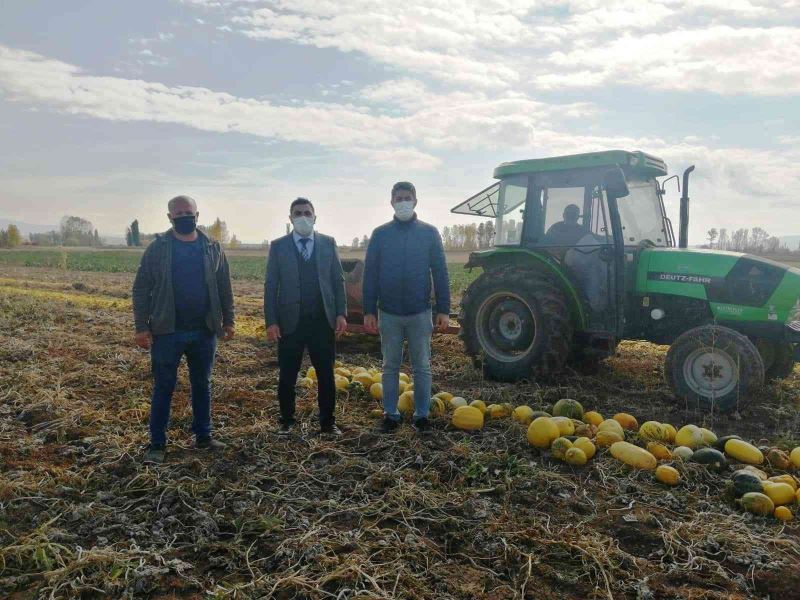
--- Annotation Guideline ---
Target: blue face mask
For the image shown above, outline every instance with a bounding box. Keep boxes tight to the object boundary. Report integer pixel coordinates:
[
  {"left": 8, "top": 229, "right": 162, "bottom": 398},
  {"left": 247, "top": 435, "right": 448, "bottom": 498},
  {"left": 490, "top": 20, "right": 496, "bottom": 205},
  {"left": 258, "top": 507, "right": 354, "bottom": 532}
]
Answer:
[{"left": 393, "top": 201, "right": 415, "bottom": 221}]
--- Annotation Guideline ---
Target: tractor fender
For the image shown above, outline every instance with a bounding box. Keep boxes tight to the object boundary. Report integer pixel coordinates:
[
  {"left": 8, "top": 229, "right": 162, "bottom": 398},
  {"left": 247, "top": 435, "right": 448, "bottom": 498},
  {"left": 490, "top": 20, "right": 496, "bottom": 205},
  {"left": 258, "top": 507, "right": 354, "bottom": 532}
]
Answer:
[{"left": 464, "top": 248, "right": 588, "bottom": 330}]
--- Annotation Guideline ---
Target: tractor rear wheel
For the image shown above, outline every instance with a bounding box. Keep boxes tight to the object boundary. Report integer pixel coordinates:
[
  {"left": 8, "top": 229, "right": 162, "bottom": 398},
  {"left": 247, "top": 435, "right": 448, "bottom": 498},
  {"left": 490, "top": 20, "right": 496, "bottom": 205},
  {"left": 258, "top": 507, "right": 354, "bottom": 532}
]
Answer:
[
  {"left": 665, "top": 325, "right": 764, "bottom": 412},
  {"left": 754, "top": 339, "right": 796, "bottom": 380},
  {"left": 458, "top": 267, "right": 573, "bottom": 381}
]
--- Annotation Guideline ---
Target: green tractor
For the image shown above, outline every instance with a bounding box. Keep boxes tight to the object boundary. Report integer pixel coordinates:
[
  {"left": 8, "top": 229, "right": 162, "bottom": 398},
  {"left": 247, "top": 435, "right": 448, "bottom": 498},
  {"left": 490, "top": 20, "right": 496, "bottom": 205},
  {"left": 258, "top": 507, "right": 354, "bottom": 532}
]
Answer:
[{"left": 452, "top": 150, "right": 800, "bottom": 412}]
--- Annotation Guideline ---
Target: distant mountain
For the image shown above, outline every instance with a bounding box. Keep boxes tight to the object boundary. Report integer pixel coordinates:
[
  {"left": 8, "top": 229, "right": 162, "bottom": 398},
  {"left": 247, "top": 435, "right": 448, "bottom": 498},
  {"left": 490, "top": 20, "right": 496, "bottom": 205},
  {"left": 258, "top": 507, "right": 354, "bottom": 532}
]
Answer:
[{"left": 0, "top": 219, "right": 58, "bottom": 236}]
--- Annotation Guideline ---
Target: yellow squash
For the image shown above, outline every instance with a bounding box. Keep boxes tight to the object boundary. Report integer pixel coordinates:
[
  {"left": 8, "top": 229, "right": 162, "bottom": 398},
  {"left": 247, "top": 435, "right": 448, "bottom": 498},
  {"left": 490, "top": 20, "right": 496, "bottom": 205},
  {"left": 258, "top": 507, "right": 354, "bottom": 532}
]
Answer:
[
  {"left": 449, "top": 396, "right": 468, "bottom": 409},
  {"left": 369, "top": 382, "right": 383, "bottom": 401},
  {"left": 675, "top": 425, "right": 704, "bottom": 449},
  {"left": 527, "top": 417, "right": 560, "bottom": 449},
  {"left": 565, "top": 447, "right": 588, "bottom": 466},
  {"left": 551, "top": 437, "right": 573, "bottom": 461},
  {"left": 583, "top": 411, "right": 604, "bottom": 427},
  {"left": 762, "top": 482, "right": 795, "bottom": 506},
  {"left": 596, "top": 430, "right": 624, "bottom": 448},
  {"left": 469, "top": 399, "right": 488, "bottom": 414},
  {"left": 598, "top": 419, "right": 624, "bottom": 437},
  {"left": 790, "top": 447, "right": 800, "bottom": 469},
  {"left": 551, "top": 416, "right": 575, "bottom": 436},
  {"left": 334, "top": 375, "right": 349, "bottom": 390},
  {"left": 724, "top": 439, "right": 764, "bottom": 465},
  {"left": 398, "top": 391, "right": 415, "bottom": 415},
  {"left": 740, "top": 492, "right": 774, "bottom": 516},
  {"left": 613, "top": 413, "right": 639, "bottom": 431},
  {"left": 646, "top": 442, "right": 672, "bottom": 461},
  {"left": 774, "top": 506, "right": 793, "bottom": 522},
  {"left": 662, "top": 424, "right": 677, "bottom": 443},
  {"left": 573, "top": 437, "right": 596, "bottom": 459},
  {"left": 655, "top": 465, "right": 680, "bottom": 486},
  {"left": 452, "top": 406, "right": 484, "bottom": 431},
  {"left": 512, "top": 405, "right": 535, "bottom": 426},
  {"left": 610, "top": 441, "right": 657, "bottom": 470},
  {"left": 638, "top": 421, "right": 665, "bottom": 442}
]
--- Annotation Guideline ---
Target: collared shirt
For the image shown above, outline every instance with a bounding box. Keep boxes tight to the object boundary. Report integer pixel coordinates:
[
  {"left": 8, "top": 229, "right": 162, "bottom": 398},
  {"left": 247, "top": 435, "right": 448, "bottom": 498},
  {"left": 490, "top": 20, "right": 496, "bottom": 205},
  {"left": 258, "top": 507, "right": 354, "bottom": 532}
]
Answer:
[{"left": 292, "top": 230, "right": 315, "bottom": 260}]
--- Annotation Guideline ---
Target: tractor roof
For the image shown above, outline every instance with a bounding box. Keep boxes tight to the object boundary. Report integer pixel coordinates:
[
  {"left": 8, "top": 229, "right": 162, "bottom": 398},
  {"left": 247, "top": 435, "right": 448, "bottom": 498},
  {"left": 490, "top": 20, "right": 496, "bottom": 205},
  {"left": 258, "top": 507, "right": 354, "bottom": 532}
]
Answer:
[{"left": 493, "top": 150, "right": 668, "bottom": 179}]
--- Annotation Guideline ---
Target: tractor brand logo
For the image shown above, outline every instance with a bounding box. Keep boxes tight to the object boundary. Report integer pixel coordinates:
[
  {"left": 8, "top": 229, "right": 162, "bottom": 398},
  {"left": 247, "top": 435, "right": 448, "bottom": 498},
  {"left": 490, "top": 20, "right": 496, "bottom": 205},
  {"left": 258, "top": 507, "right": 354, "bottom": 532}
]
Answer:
[
  {"left": 648, "top": 272, "right": 713, "bottom": 285},
  {"left": 716, "top": 304, "right": 743, "bottom": 316}
]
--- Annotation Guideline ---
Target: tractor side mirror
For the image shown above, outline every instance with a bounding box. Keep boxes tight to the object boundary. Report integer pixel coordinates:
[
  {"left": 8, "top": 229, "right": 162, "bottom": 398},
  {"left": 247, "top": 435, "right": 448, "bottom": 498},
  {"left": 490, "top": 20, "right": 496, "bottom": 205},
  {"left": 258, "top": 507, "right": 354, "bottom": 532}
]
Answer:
[{"left": 603, "top": 168, "right": 629, "bottom": 198}]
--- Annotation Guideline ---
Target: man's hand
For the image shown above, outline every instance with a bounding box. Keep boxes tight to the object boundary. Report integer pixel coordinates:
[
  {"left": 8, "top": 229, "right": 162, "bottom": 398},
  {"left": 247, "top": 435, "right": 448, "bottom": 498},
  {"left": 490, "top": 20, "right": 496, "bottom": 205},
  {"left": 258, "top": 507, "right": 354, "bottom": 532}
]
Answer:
[
  {"left": 363, "top": 314, "right": 378, "bottom": 335},
  {"left": 266, "top": 324, "right": 281, "bottom": 342},
  {"left": 434, "top": 313, "right": 450, "bottom": 332},
  {"left": 222, "top": 325, "right": 235, "bottom": 342},
  {"left": 134, "top": 331, "right": 153, "bottom": 349},
  {"left": 335, "top": 316, "right": 348, "bottom": 339}
]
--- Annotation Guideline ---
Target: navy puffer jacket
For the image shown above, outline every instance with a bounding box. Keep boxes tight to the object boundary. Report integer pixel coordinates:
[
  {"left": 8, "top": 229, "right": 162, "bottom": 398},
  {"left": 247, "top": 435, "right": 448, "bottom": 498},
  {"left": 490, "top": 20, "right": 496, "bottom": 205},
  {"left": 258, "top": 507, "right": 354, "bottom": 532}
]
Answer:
[{"left": 363, "top": 215, "right": 450, "bottom": 316}]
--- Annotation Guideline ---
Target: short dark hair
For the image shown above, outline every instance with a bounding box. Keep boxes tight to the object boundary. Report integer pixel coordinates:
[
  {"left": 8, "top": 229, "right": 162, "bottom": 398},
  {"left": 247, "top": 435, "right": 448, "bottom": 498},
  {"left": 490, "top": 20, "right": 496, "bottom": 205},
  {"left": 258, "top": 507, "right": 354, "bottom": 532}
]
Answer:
[
  {"left": 290, "top": 197, "right": 314, "bottom": 213},
  {"left": 391, "top": 181, "right": 416, "bottom": 197}
]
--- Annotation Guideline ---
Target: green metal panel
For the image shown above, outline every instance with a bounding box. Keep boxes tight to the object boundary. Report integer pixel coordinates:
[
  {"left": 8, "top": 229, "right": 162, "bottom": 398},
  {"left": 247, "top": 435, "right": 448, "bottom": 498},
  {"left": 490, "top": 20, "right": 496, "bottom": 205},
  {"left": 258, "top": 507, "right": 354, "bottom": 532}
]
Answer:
[
  {"left": 636, "top": 248, "right": 742, "bottom": 300},
  {"left": 466, "top": 247, "right": 588, "bottom": 329},
  {"left": 493, "top": 150, "right": 668, "bottom": 179},
  {"left": 710, "top": 266, "right": 800, "bottom": 324}
]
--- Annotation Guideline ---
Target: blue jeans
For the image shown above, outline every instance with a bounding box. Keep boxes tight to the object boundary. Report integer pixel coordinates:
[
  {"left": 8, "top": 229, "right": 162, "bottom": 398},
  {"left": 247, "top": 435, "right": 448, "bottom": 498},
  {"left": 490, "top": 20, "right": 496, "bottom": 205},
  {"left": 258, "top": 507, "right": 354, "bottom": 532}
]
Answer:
[
  {"left": 379, "top": 310, "right": 433, "bottom": 421},
  {"left": 149, "top": 329, "right": 217, "bottom": 446}
]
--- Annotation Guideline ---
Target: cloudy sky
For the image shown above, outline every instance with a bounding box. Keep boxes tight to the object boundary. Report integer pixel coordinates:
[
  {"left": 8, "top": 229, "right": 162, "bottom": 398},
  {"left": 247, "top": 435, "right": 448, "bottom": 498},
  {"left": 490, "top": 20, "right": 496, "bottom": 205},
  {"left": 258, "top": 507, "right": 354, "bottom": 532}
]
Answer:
[{"left": 0, "top": 0, "right": 798, "bottom": 244}]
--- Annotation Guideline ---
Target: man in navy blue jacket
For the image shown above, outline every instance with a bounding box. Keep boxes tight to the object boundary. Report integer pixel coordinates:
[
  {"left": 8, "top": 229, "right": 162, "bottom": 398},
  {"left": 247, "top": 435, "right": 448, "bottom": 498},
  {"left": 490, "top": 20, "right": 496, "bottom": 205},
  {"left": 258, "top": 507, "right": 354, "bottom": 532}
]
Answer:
[{"left": 363, "top": 181, "right": 450, "bottom": 433}]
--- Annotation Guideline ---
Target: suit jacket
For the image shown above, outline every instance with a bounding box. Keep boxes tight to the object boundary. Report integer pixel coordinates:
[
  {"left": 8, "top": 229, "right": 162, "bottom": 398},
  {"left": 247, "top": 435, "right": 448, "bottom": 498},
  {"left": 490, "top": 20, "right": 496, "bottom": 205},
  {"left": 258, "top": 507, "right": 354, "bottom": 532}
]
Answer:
[{"left": 264, "top": 232, "right": 347, "bottom": 335}]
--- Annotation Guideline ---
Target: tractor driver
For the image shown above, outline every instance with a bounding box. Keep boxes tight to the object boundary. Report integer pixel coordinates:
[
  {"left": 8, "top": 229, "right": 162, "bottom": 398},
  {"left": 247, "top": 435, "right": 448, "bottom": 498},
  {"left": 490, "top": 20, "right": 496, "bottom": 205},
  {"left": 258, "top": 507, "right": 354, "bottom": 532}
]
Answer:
[{"left": 542, "top": 204, "right": 587, "bottom": 247}]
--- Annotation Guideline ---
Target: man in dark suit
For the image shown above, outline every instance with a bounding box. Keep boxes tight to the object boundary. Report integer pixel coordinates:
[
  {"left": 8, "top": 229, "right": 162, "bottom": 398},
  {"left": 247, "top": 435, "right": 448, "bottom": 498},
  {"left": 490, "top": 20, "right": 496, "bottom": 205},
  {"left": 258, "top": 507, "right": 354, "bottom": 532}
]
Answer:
[{"left": 264, "top": 198, "right": 348, "bottom": 435}]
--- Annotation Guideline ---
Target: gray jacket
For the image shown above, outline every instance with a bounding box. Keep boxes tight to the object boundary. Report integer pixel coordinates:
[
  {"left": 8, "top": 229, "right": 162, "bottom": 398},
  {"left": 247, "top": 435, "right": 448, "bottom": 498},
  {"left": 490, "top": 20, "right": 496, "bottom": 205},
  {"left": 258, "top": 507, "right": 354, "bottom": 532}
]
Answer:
[
  {"left": 132, "top": 229, "right": 235, "bottom": 336},
  {"left": 264, "top": 233, "right": 346, "bottom": 335}
]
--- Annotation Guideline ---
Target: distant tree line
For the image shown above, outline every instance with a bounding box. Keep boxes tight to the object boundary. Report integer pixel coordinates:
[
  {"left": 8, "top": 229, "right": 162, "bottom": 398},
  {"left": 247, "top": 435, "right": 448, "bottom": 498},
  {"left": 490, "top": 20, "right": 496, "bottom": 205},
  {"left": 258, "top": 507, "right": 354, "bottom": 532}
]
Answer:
[
  {"left": 441, "top": 222, "right": 495, "bottom": 250},
  {"left": 0, "top": 224, "right": 22, "bottom": 248},
  {"left": 125, "top": 217, "right": 241, "bottom": 248},
  {"left": 27, "top": 216, "right": 102, "bottom": 247},
  {"left": 706, "top": 227, "right": 798, "bottom": 256}
]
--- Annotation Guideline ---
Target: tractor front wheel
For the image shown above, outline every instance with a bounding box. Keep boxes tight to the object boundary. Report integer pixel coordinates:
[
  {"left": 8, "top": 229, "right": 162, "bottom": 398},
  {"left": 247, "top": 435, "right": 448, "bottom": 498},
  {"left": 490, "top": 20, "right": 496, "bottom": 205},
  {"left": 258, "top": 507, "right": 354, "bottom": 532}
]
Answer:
[
  {"left": 754, "top": 339, "right": 796, "bottom": 380},
  {"left": 665, "top": 325, "right": 764, "bottom": 412},
  {"left": 458, "top": 267, "right": 573, "bottom": 381}
]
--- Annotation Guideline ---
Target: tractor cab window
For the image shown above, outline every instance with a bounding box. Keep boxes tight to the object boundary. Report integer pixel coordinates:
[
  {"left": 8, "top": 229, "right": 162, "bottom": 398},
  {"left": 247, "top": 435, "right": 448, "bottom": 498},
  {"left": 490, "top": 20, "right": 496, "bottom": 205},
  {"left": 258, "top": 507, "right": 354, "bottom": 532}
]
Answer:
[
  {"left": 495, "top": 175, "right": 527, "bottom": 246},
  {"left": 617, "top": 178, "right": 668, "bottom": 246}
]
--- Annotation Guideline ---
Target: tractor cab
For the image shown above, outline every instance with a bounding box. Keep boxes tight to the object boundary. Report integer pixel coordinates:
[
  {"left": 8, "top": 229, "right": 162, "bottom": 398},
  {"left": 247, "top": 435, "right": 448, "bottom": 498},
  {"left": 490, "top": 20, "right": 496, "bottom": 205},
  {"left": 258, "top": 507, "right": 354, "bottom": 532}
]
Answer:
[{"left": 452, "top": 150, "right": 671, "bottom": 334}]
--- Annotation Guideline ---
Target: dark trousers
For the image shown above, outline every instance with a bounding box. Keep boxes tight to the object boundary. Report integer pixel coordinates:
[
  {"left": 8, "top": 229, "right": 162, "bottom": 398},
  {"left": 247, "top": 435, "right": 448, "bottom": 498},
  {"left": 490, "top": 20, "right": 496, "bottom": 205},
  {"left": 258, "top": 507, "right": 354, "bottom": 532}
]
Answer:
[
  {"left": 149, "top": 329, "right": 217, "bottom": 446},
  {"left": 277, "top": 314, "right": 336, "bottom": 427}
]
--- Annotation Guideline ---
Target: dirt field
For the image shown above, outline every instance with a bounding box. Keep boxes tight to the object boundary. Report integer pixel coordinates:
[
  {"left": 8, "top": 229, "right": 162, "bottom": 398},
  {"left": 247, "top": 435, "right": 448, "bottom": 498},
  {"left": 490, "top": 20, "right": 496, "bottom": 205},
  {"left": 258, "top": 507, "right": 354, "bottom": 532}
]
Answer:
[{"left": 1, "top": 264, "right": 799, "bottom": 599}]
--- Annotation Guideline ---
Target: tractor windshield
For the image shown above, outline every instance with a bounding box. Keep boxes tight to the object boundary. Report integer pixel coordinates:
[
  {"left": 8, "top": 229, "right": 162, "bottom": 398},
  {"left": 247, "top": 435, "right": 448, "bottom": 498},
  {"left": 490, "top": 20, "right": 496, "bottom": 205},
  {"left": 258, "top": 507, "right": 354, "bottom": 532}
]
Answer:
[
  {"left": 494, "top": 175, "right": 527, "bottom": 245},
  {"left": 616, "top": 177, "right": 669, "bottom": 246}
]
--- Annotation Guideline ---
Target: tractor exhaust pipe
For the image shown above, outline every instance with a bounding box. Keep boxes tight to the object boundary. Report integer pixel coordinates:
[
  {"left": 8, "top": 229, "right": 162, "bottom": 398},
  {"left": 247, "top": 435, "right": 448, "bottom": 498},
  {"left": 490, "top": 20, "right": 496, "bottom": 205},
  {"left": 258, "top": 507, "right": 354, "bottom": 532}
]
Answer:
[{"left": 678, "top": 165, "right": 695, "bottom": 248}]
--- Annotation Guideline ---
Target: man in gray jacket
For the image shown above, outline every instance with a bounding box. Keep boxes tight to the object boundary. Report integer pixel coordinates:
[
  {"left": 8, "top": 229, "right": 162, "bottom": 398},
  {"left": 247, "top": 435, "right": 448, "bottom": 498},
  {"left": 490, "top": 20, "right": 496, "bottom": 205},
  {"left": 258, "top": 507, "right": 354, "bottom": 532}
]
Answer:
[
  {"left": 264, "top": 198, "right": 347, "bottom": 435},
  {"left": 132, "top": 195, "right": 235, "bottom": 463}
]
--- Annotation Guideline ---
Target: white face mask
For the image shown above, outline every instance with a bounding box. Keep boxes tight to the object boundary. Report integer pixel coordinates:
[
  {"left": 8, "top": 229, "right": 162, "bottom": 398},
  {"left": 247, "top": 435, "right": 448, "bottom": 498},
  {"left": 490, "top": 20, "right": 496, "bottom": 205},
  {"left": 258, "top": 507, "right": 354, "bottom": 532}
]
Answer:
[
  {"left": 292, "top": 216, "right": 315, "bottom": 237},
  {"left": 393, "top": 201, "right": 415, "bottom": 221}
]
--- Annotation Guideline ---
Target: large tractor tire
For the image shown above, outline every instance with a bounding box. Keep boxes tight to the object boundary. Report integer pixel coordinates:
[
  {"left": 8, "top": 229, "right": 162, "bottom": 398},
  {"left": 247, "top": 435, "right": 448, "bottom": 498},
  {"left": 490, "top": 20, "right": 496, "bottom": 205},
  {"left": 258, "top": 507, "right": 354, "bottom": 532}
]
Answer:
[
  {"left": 665, "top": 325, "right": 765, "bottom": 412},
  {"left": 754, "top": 339, "right": 797, "bottom": 380},
  {"left": 458, "top": 267, "right": 573, "bottom": 381}
]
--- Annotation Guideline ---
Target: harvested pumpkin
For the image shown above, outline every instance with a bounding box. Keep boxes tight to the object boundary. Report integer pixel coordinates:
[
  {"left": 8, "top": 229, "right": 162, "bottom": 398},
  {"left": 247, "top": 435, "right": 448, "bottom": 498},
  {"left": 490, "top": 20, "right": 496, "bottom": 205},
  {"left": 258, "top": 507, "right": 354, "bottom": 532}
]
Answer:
[
  {"left": 552, "top": 398, "right": 584, "bottom": 420},
  {"left": 452, "top": 406, "right": 484, "bottom": 431},
  {"left": 673, "top": 446, "right": 694, "bottom": 461},
  {"left": 573, "top": 437, "right": 596, "bottom": 459},
  {"left": 662, "top": 424, "right": 677, "bottom": 443},
  {"left": 334, "top": 367, "right": 352, "bottom": 379},
  {"left": 469, "top": 399, "right": 488, "bottom": 414},
  {"left": 449, "top": 397, "right": 468, "bottom": 409},
  {"left": 435, "top": 391, "right": 454, "bottom": 403},
  {"left": 762, "top": 482, "right": 795, "bottom": 506},
  {"left": 527, "top": 417, "right": 560, "bottom": 449},
  {"left": 655, "top": 465, "right": 680, "bottom": 486},
  {"left": 370, "top": 382, "right": 383, "bottom": 400},
  {"left": 399, "top": 372, "right": 410, "bottom": 384},
  {"left": 297, "top": 377, "right": 314, "bottom": 388},
  {"left": 790, "top": 447, "right": 800, "bottom": 469},
  {"left": 610, "top": 442, "right": 657, "bottom": 470},
  {"left": 583, "top": 411, "right": 604, "bottom": 427},
  {"left": 646, "top": 442, "right": 672, "bottom": 461},
  {"left": 598, "top": 419, "right": 624, "bottom": 437},
  {"left": 551, "top": 437, "right": 573, "bottom": 460},
  {"left": 551, "top": 416, "right": 575, "bottom": 437},
  {"left": 306, "top": 366, "right": 317, "bottom": 381},
  {"left": 512, "top": 405, "right": 535, "bottom": 425},
  {"left": 639, "top": 421, "right": 665, "bottom": 442},
  {"left": 486, "top": 404, "right": 509, "bottom": 419},
  {"left": 397, "top": 391, "right": 415, "bottom": 414},
  {"left": 740, "top": 492, "right": 774, "bottom": 516},
  {"left": 334, "top": 375, "right": 350, "bottom": 390},
  {"left": 699, "top": 428, "right": 717, "bottom": 446},
  {"left": 431, "top": 397, "right": 446, "bottom": 417},
  {"left": 766, "top": 448, "right": 791, "bottom": 470},
  {"left": 768, "top": 474, "right": 798, "bottom": 491},
  {"left": 675, "top": 425, "right": 704, "bottom": 449},
  {"left": 353, "top": 372, "right": 374, "bottom": 388},
  {"left": 724, "top": 439, "right": 764, "bottom": 465},
  {"left": 565, "top": 447, "right": 588, "bottom": 466},
  {"left": 774, "top": 506, "right": 793, "bottom": 522},
  {"left": 596, "top": 430, "right": 624, "bottom": 448},
  {"left": 613, "top": 413, "right": 639, "bottom": 431}
]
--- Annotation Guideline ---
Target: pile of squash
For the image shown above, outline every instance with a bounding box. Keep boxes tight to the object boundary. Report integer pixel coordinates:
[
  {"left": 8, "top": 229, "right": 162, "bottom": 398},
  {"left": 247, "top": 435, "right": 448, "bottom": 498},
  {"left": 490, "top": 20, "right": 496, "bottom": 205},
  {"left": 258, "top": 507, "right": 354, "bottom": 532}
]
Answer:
[{"left": 301, "top": 364, "right": 800, "bottom": 523}]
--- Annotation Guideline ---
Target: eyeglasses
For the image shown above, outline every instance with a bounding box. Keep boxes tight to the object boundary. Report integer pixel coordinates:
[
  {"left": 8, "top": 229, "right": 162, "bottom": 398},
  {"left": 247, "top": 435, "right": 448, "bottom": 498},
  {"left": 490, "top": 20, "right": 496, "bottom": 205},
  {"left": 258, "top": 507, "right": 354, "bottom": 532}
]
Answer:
[{"left": 292, "top": 210, "right": 314, "bottom": 217}]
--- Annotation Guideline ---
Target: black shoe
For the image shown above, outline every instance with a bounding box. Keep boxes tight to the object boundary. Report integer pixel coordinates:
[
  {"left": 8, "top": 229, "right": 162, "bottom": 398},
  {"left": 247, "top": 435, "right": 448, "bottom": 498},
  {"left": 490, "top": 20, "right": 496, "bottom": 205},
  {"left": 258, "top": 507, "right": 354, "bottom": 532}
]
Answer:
[
  {"left": 196, "top": 437, "right": 226, "bottom": 450},
  {"left": 320, "top": 423, "right": 342, "bottom": 436},
  {"left": 278, "top": 421, "right": 295, "bottom": 435},
  {"left": 413, "top": 417, "right": 430, "bottom": 432},
  {"left": 144, "top": 444, "right": 166, "bottom": 464},
  {"left": 381, "top": 417, "right": 400, "bottom": 434}
]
